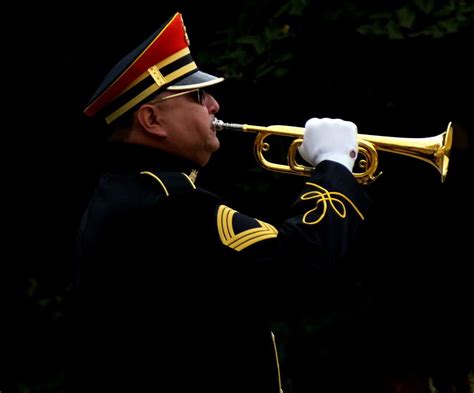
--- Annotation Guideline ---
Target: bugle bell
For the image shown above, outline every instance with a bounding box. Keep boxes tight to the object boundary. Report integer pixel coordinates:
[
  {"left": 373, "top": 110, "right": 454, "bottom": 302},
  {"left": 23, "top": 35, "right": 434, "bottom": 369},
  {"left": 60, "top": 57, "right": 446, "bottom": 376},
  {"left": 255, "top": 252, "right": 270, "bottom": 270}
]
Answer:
[{"left": 212, "top": 119, "right": 453, "bottom": 185}]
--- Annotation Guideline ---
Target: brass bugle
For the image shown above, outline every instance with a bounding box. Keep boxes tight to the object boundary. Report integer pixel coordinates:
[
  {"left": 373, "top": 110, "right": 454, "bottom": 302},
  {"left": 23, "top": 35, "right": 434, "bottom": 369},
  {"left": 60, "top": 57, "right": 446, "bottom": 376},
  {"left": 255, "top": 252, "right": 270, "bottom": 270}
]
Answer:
[{"left": 213, "top": 118, "right": 453, "bottom": 185}]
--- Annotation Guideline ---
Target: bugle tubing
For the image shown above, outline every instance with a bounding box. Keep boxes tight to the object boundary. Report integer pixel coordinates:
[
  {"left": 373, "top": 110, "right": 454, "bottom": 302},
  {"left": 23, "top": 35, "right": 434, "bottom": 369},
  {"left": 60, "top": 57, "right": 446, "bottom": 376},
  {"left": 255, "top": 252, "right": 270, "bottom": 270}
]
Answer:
[{"left": 213, "top": 119, "right": 453, "bottom": 185}]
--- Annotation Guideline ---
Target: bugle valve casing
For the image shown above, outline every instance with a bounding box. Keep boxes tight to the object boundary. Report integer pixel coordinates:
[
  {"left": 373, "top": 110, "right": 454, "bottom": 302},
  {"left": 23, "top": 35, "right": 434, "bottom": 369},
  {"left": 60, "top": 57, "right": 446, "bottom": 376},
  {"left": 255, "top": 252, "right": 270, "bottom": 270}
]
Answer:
[{"left": 213, "top": 119, "right": 453, "bottom": 185}]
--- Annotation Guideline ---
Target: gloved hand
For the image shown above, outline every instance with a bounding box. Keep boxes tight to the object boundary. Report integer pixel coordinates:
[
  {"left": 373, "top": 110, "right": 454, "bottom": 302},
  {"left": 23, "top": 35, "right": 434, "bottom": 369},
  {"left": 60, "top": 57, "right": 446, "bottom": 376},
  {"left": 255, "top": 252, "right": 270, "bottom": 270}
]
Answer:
[{"left": 298, "top": 117, "right": 358, "bottom": 172}]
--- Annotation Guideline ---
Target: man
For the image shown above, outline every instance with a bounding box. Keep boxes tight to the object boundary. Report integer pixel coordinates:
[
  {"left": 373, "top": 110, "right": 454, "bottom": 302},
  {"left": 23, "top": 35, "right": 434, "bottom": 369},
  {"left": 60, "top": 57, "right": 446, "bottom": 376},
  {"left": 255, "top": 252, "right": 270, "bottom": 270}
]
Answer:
[{"left": 72, "top": 12, "right": 370, "bottom": 393}]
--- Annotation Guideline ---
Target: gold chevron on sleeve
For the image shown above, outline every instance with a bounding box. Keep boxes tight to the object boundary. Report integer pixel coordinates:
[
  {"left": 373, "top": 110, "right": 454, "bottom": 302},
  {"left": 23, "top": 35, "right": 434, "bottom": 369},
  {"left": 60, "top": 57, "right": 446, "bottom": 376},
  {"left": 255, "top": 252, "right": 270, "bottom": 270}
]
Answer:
[{"left": 217, "top": 205, "right": 278, "bottom": 251}]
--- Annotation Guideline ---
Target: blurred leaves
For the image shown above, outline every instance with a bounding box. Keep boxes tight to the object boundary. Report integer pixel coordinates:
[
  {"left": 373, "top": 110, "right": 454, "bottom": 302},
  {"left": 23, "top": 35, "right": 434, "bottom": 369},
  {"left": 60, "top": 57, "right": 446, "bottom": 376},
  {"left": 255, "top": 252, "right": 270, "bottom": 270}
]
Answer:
[
  {"left": 25, "top": 277, "right": 66, "bottom": 321},
  {"left": 200, "top": 0, "right": 473, "bottom": 80},
  {"left": 202, "top": 19, "right": 294, "bottom": 81},
  {"left": 354, "top": 0, "right": 473, "bottom": 39}
]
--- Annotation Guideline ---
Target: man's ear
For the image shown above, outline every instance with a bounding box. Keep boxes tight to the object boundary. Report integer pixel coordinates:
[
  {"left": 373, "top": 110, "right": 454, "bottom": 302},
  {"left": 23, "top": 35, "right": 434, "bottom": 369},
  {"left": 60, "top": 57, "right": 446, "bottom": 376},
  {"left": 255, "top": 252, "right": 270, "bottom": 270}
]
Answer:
[{"left": 136, "top": 104, "right": 167, "bottom": 137}]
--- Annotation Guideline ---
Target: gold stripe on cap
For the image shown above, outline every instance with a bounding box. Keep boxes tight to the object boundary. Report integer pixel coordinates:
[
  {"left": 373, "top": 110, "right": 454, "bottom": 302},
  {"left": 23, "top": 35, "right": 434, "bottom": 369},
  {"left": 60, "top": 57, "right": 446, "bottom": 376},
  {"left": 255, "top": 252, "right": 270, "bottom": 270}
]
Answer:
[
  {"left": 118, "top": 48, "right": 192, "bottom": 98},
  {"left": 155, "top": 47, "right": 190, "bottom": 69},
  {"left": 105, "top": 61, "right": 198, "bottom": 124},
  {"left": 106, "top": 83, "right": 161, "bottom": 124},
  {"left": 164, "top": 62, "right": 196, "bottom": 84}
]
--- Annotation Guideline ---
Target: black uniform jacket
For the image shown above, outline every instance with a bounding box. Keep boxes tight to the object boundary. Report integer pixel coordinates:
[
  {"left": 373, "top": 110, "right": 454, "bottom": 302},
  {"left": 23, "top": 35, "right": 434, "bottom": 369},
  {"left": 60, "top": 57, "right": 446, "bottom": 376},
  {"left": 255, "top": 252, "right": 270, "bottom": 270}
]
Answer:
[{"left": 72, "top": 142, "right": 371, "bottom": 393}]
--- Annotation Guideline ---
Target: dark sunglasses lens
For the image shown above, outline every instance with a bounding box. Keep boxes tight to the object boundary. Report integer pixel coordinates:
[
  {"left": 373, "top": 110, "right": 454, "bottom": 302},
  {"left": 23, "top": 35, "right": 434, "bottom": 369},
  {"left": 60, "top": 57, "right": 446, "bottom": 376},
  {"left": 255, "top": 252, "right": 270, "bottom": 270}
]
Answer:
[{"left": 197, "top": 89, "right": 204, "bottom": 104}]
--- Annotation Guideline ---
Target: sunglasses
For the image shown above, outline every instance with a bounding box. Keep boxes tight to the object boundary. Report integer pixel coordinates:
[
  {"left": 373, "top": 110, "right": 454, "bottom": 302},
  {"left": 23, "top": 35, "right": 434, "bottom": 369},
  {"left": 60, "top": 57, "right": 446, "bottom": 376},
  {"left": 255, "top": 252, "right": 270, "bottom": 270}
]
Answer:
[{"left": 147, "top": 88, "right": 205, "bottom": 105}]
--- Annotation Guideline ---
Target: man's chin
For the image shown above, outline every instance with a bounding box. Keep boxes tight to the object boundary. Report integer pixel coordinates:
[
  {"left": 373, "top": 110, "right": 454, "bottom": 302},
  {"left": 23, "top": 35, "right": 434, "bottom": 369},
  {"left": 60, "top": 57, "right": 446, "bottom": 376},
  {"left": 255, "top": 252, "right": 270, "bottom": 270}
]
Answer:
[{"left": 210, "top": 138, "right": 220, "bottom": 152}]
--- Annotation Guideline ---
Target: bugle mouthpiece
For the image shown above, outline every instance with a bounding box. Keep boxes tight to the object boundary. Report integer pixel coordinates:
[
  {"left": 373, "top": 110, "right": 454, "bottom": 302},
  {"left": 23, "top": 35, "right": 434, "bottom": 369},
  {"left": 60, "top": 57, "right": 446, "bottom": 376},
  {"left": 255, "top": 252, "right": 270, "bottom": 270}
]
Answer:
[
  {"left": 212, "top": 118, "right": 245, "bottom": 132},
  {"left": 212, "top": 118, "right": 225, "bottom": 131}
]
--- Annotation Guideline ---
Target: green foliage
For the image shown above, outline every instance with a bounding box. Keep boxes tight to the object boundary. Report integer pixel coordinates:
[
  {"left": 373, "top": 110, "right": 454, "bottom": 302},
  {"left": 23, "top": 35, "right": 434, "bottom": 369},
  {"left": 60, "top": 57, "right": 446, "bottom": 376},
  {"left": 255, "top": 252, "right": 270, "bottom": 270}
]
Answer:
[
  {"left": 356, "top": 0, "right": 474, "bottom": 39},
  {"left": 17, "top": 373, "right": 65, "bottom": 393},
  {"left": 202, "top": 17, "right": 294, "bottom": 81},
  {"left": 25, "top": 277, "right": 66, "bottom": 321},
  {"left": 200, "top": 0, "right": 473, "bottom": 81}
]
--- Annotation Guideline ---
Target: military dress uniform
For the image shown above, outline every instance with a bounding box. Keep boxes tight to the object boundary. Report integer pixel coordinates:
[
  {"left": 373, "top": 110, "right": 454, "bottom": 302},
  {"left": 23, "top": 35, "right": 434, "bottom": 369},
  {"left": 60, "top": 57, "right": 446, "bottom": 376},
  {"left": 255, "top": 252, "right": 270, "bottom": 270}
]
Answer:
[
  {"left": 72, "top": 142, "right": 370, "bottom": 393},
  {"left": 74, "top": 11, "right": 371, "bottom": 393}
]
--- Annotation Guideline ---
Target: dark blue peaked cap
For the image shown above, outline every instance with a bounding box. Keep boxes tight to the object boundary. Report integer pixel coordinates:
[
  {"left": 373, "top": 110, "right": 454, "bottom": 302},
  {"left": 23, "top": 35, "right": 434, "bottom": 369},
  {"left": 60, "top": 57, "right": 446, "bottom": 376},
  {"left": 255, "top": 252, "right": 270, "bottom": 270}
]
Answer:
[{"left": 84, "top": 12, "right": 224, "bottom": 124}]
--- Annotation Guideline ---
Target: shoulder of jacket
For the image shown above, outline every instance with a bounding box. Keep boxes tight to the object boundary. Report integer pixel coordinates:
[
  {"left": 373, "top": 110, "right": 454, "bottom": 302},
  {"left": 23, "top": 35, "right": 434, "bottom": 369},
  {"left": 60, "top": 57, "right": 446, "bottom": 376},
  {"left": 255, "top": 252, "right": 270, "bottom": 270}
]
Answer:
[{"left": 139, "top": 170, "right": 196, "bottom": 197}]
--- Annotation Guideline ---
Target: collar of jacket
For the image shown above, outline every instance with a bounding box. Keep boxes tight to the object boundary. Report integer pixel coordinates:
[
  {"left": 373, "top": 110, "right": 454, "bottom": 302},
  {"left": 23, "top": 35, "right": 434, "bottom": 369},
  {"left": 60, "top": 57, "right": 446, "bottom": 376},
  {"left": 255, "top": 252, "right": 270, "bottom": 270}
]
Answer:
[{"left": 101, "top": 142, "right": 199, "bottom": 175}]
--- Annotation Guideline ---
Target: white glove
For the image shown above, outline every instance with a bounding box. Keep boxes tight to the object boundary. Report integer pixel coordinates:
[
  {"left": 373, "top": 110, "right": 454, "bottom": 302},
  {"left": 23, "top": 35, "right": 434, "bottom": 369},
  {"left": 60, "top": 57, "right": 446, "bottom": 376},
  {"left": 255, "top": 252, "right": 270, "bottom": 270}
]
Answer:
[{"left": 298, "top": 117, "right": 358, "bottom": 172}]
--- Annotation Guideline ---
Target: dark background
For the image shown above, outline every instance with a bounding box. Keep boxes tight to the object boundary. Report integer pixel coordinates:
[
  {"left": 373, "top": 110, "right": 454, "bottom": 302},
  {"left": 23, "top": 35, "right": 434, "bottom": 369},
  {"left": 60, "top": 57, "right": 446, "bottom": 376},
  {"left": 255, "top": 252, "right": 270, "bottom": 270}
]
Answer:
[{"left": 5, "top": 1, "right": 473, "bottom": 392}]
